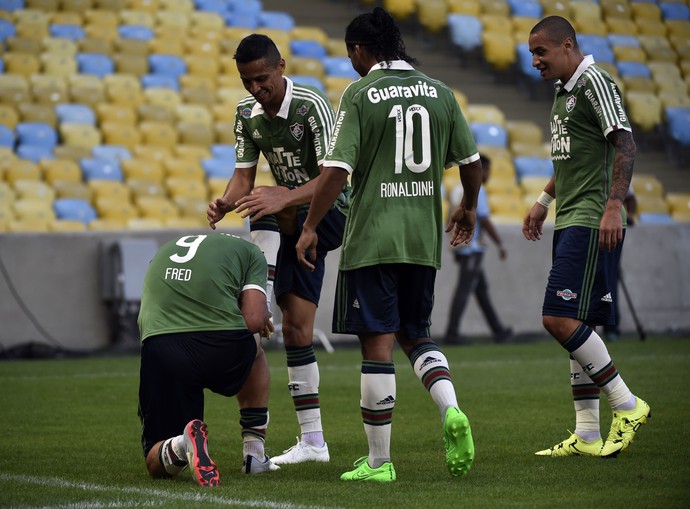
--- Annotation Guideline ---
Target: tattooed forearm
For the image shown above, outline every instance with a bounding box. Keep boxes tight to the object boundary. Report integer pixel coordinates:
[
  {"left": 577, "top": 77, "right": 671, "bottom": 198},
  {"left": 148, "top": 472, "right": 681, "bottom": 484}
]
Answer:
[{"left": 607, "top": 130, "right": 636, "bottom": 203}]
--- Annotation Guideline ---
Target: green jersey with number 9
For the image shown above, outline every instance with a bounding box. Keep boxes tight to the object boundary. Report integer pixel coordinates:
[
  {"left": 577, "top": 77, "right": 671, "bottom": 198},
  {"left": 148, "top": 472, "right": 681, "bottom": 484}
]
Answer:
[
  {"left": 138, "top": 233, "right": 268, "bottom": 341},
  {"left": 324, "top": 61, "right": 479, "bottom": 270}
]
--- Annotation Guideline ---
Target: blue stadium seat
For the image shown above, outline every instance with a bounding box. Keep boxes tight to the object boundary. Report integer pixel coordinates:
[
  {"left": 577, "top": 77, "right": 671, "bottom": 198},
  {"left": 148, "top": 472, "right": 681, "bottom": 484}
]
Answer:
[
  {"left": 507, "top": 0, "right": 542, "bottom": 17},
  {"left": 0, "top": 18, "right": 17, "bottom": 43},
  {"left": 321, "top": 57, "right": 359, "bottom": 79},
  {"left": 607, "top": 34, "right": 640, "bottom": 48},
  {"left": 660, "top": 2, "right": 690, "bottom": 21},
  {"left": 578, "top": 34, "right": 615, "bottom": 64},
  {"left": 230, "top": 0, "right": 262, "bottom": 15},
  {"left": 258, "top": 11, "right": 295, "bottom": 31},
  {"left": 289, "top": 75, "right": 326, "bottom": 92},
  {"left": 470, "top": 122, "right": 508, "bottom": 147},
  {"left": 16, "top": 122, "right": 58, "bottom": 148},
  {"left": 92, "top": 145, "right": 132, "bottom": 162},
  {"left": 211, "top": 144, "right": 236, "bottom": 162},
  {"left": 16, "top": 144, "right": 54, "bottom": 163},
  {"left": 148, "top": 54, "right": 187, "bottom": 78},
  {"left": 665, "top": 107, "right": 690, "bottom": 146},
  {"left": 141, "top": 74, "right": 180, "bottom": 91},
  {"left": 224, "top": 12, "right": 260, "bottom": 28},
  {"left": 290, "top": 39, "right": 327, "bottom": 58},
  {"left": 118, "top": 25, "right": 155, "bottom": 41},
  {"left": 202, "top": 158, "right": 234, "bottom": 179},
  {"left": 516, "top": 43, "right": 541, "bottom": 82},
  {"left": 77, "top": 53, "right": 115, "bottom": 78},
  {"left": 80, "top": 158, "right": 123, "bottom": 181},
  {"left": 56, "top": 104, "right": 96, "bottom": 125},
  {"left": 0, "top": 0, "right": 24, "bottom": 11},
  {"left": 53, "top": 198, "right": 98, "bottom": 224},
  {"left": 617, "top": 61, "right": 651, "bottom": 78},
  {"left": 447, "top": 14, "right": 482, "bottom": 53},
  {"left": 514, "top": 156, "right": 554, "bottom": 180},
  {"left": 50, "top": 24, "right": 85, "bottom": 41},
  {"left": 195, "top": 0, "right": 230, "bottom": 14},
  {"left": 0, "top": 125, "right": 14, "bottom": 148}
]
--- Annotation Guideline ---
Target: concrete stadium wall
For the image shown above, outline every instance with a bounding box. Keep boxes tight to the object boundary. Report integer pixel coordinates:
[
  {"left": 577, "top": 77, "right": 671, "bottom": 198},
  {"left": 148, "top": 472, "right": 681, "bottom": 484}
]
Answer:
[{"left": 1, "top": 223, "right": 688, "bottom": 354}]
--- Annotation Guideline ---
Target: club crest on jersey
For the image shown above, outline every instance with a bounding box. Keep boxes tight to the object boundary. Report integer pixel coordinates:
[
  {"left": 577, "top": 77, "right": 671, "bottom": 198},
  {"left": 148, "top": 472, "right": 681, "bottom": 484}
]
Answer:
[
  {"left": 566, "top": 95, "right": 577, "bottom": 113},
  {"left": 241, "top": 107, "right": 252, "bottom": 118},
  {"left": 296, "top": 105, "right": 308, "bottom": 116},
  {"left": 290, "top": 122, "right": 304, "bottom": 141}
]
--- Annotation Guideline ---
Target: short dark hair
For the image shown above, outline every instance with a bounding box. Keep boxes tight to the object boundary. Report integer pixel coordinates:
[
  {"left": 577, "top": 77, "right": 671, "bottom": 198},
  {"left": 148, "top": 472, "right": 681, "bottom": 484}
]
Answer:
[
  {"left": 530, "top": 15, "right": 579, "bottom": 48},
  {"left": 234, "top": 34, "right": 282, "bottom": 65},
  {"left": 345, "top": 7, "right": 417, "bottom": 65}
]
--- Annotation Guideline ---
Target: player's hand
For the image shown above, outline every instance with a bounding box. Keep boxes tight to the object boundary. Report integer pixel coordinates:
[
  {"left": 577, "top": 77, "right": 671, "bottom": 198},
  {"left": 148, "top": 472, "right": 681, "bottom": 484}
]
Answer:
[
  {"left": 235, "top": 186, "right": 289, "bottom": 221},
  {"left": 599, "top": 207, "right": 623, "bottom": 252},
  {"left": 296, "top": 227, "right": 318, "bottom": 271},
  {"left": 522, "top": 203, "right": 548, "bottom": 241},
  {"left": 260, "top": 314, "right": 275, "bottom": 340},
  {"left": 207, "top": 197, "right": 232, "bottom": 230},
  {"left": 446, "top": 207, "right": 476, "bottom": 246}
]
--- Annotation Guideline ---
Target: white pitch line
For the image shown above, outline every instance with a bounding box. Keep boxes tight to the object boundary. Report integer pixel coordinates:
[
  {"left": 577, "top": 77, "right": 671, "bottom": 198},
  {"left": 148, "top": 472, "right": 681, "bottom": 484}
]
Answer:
[{"left": 0, "top": 473, "right": 341, "bottom": 509}]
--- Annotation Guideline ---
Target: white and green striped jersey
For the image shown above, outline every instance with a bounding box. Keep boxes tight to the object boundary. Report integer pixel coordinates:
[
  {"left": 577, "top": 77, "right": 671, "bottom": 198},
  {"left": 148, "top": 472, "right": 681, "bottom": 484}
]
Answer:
[
  {"left": 234, "top": 77, "right": 349, "bottom": 214},
  {"left": 550, "top": 56, "right": 631, "bottom": 229},
  {"left": 324, "top": 61, "right": 478, "bottom": 270},
  {"left": 138, "top": 233, "right": 267, "bottom": 341}
]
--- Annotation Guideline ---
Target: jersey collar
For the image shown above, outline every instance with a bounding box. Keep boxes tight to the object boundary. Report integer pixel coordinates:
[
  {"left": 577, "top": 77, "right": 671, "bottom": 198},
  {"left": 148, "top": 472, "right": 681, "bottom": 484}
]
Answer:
[
  {"left": 368, "top": 60, "right": 415, "bottom": 74},
  {"left": 556, "top": 55, "right": 595, "bottom": 92},
  {"left": 250, "top": 77, "right": 294, "bottom": 119}
]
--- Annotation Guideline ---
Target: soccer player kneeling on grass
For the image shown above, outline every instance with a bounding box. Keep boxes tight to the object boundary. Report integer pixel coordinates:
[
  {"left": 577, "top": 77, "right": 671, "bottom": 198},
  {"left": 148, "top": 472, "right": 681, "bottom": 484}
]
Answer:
[{"left": 137, "top": 233, "right": 278, "bottom": 486}]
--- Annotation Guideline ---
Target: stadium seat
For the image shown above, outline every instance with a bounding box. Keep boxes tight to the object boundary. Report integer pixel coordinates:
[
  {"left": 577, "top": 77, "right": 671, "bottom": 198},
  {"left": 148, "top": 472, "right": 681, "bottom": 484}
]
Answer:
[
  {"left": 136, "top": 196, "right": 179, "bottom": 220},
  {"left": 481, "top": 31, "right": 516, "bottom": 70},
  {"left": 417, "top": 0, "right": 448, "bottom": 33},
  {"left": 30, "top": 75, "right": 69, "bottom": 105},
  {"left": 59, "top": 123, "right": 102, "bottom": 149},
  {"left": 49, "top": 24, "right": 85, "bottom": 41},
  {"left": 288, "top": 75, "right": 326, "bottom": 92},
  {"left": 41, "top": 158, "right": 82, "bottom": 183},
  {"left": 13, "top": 180, "right": 55, "bottom": 201},
  {"left": 578, "top": 34, "right": 616, "bottom": 64},
  {"left": 3, "top": 52, "right": 41, "bottom": 77},
  {"left": 0, "top": 125, "right": 14, "bottom": 148},
  {"left": 613, "top": 45, "right": 648, "bottom": 64},
  {"left": 16, "top": 144, "right": 54, "bottom": 163},
  {"left": 290, "top": 57, "right": 326, "bottom": 79},
  {"left": 626, "top": 89, "right": 663, "bottom": 132},
  {"left": 466, "top": 103, "right": 505, "bottom": 125},
  {"left": 665, "top": 106, "right": 690, "bottom": 146},
  {"left": 258, "top": 11, "right": 295, "bottom": 31},
  {"left": 665, "top": 192, "right": 690, "bottom": 215},
  {"left": 122, "top": 157, "right": 165, "bottom": 182},
  {"left": 290, "top": 39, "right": 327, "bottom": 59},
  {"left": 163, "top": 158, "right": 204, "bottom": 179},
  {"left": 141, "top": 74, "right": 179, "bottom": 91},
  {"left": 637, "top": 212, "right": 675, "bottom": 224},
  {"left": 516, "top": 43, "right": 541, "bottom": 82},
  {"left": 470, "top": 122, "right": 508, "bottom": 147},
  {"left": 165, "top": 176, "right": 208, "bottom": 200},
  {"left": 95, "top": 197, "right": 138, "bottom": 221},
  {"left": 174, "top": 144, "right": 211, "bottom": 162},
  {"left": 139, "top": 121, "right": 178, "bottom": 148},
  {"left": 118, "top": 25, "right": 155, "bottom": 41},
  {"left": 42, "top": 37, "right": 78, "bottom": 56},
  {"left": 96, "top": 103, "right": 137, "bottom": 126},
  {"left": 126, "top": 178, "right": 167, "bottom": 200},
  {"left": 55, "top": 104, "right": 96, "bottom": 125},
  {"left": 631, "top": 2, "right": 662, "bottom": 22},
  {"left": 513, "top": 156, "right": 554, "bottom": 180},
  {"left": 660, "top": 2, "right": 690, "bottom": 21},
  {"left": 80, "top": 157, "right": 123, "bottom": 181},
  {"left": 143, "top": 88, "right": 182, "bottom": 114},
  {"left": 202, "top": 157, "right": 234, "bottom": 179},
  {"left": 92, "top": 145, "right": 132, "bottom": 162},
  {"left": 617, "top": 61, "right": 651, "bottom": 78},
  {"left": 113, "top": 53, "right": 149, "bottom": 76},
  {"left": 16, "top": 122, "right": 58, "bottom": 148},
  {"left": 53, "top": 197, "right": 97, "bottom": 223},
  {"left": 447, "top": 14, "right": 482, "bottom": 53},
  {"left": 148, "top": 54, "right": 187, "bottom": 78},
  {"left": 13, "top": 198, "right": 56, "bottom": 222},
  {"left": 51, "top": 180, "right": 92, "bottom": 201},
  {"left": 88, "top": 218, "right": 127, "bottom": 230},
  {"left": 177, "top": 121, "right": 215, "bottom": 146},
  {"left": 507, "top": 0, "right": 541, "bottom": 17},
  {"left": 608, "top": 34, "right": 640, "bottom": 49},
  {"left": 77, "top": 53, "right": 115, "bottom": 77},
  {"left": 68, "top": 74, "right": 106, "bottom": 107}
]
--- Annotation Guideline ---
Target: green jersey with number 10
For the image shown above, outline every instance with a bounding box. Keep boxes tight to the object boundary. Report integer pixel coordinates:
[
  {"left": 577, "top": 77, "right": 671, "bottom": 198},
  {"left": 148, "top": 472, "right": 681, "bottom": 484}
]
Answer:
[{"left": 324, "top": 61, "right": 478, "bottom": 270}]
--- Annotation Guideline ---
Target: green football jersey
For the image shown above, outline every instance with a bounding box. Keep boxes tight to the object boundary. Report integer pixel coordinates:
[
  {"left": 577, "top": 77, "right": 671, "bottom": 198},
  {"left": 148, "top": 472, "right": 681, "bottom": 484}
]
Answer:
[
  {"left": 234, "top": 77, "right": 350, "bottom": 214},
  {"left": 549, "top": 56, "right": 631, "bottom": 229},
  {"left": 324, "top": 61, "right": 478, "bottom": 270},
  {"left": 138, "top": 233, "right": 267, "bottom": 341}
]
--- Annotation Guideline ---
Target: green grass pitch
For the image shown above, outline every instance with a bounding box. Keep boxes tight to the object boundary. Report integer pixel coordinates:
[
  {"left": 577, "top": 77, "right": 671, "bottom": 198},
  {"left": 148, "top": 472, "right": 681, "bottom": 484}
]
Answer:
[{"left": 1, "top": 336, "right": 689, "bottom": 508}]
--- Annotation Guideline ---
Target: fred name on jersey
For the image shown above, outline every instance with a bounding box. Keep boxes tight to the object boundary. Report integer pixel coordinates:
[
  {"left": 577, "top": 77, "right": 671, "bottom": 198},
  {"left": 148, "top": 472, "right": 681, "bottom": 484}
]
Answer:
[{"left": 164, "top": 267, "right": 192, "bottom": 281}]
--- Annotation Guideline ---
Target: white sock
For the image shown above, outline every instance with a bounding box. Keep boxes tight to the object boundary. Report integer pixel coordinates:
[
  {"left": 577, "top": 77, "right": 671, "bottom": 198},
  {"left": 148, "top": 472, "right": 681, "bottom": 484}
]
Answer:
[
  {"left": 287, "top": 362, "right": 323, "bottom": 434},
  {"left": 409, "top": 343, "right": 458, "bottom": 420},
  {"left": 160, "top": 437, "right": 187, "bottom": 476},
  {"left": 570, "top": 357, "right": 601, "bottom": 441},
  {"left": 360, "top": 361, "right": 396, "bottom": 468},
  {"left": 243, "top": 438, "right": 265, "bottom": 460},
  {"left": 250, "top": 229, "right": 279, "bottom": 306}
]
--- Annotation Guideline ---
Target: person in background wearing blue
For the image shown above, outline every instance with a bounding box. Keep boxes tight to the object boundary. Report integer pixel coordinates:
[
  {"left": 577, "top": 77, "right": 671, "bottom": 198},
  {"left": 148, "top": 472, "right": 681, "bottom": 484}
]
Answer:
[{"left": 444, "top": 154, "right": 513, "bottom": 345}]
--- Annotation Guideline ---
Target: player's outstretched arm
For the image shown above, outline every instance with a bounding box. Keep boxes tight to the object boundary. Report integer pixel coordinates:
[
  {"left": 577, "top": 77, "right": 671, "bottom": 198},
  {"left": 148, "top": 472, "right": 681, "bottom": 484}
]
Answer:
[{"left": 207, "top": 167, "right": 256, "bottom": 229}]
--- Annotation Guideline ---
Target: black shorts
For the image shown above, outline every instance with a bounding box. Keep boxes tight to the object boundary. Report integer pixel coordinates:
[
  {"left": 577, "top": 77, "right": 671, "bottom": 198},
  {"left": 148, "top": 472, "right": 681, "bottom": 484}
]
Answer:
[
  {"left": 274, "top": 207, "right": 345, "bottom": 305},
  {"left": 138, "top": 330, "right": 257, "bottom": 457}
]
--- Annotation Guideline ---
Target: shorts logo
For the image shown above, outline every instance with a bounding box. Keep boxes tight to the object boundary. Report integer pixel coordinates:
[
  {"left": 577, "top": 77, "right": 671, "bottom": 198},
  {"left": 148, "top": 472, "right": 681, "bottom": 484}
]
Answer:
[
  {"left": 352, "top": 298, "right": 360, "bottom": 309},
  {"left": 296, "top": 105, "right": 308, "bottom": 116},
  {"left": 566, "top": 95, "right": 577, "bottom": 112},
  {"left": 557, "top": 289, "right": 578, "bottom": 301},
  {"left": 290, "top": 122, "right": 304, "bottom": 141},
  {"left": 601, "top": 292, "right": 613, "bottom": 302},
  {"left": 241, "top": 107, "right": 252, "bottom": 118}
]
